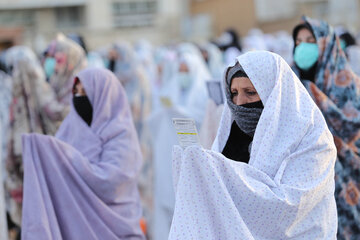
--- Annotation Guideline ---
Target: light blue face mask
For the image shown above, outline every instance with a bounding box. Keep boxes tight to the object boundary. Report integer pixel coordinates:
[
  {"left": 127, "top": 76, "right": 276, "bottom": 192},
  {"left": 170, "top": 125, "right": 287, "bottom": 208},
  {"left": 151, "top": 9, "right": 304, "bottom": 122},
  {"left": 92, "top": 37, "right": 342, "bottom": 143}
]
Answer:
[
  {"left": 177, "top": 72, "right": 192, "bottom": 90},
  {"left": 340, "top": 39, "right": 347, "bottom": 51},
  {"left": 103, "top": 59, "right": 110, "bottom": 69},
  {"left": 294, "top": 42, "right": 319, "bottom": 71},
  {"left": 44, "top": 57, "right": 56, "bottom": 79}
]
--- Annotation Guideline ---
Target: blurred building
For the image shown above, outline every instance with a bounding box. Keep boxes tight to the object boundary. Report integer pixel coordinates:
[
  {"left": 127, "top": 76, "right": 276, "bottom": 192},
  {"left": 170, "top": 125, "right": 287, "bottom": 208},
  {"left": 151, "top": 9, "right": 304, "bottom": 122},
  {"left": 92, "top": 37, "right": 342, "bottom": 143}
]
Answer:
[
  {"left": 0, "top": 0, "right": 186, "bottom": 52},
  {"left": 189, "top": 0, "right": 360, "bottom": 39},
  {"left": 189, "top": 0, "right": 256, "bottom": 40},
  {"left": 1, "top": 0, "right": 360, "bottom": 52},
  {"left": 256, "top": 0, "right": 360, "bottom": 33}
]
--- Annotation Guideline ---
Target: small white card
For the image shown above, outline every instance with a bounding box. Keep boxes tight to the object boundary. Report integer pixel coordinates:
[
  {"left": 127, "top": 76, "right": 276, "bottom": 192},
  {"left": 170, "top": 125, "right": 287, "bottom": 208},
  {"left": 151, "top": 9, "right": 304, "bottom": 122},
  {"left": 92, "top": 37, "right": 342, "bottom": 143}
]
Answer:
[{"left": 172, "top": 118, "right": 201, "bottom": 148}]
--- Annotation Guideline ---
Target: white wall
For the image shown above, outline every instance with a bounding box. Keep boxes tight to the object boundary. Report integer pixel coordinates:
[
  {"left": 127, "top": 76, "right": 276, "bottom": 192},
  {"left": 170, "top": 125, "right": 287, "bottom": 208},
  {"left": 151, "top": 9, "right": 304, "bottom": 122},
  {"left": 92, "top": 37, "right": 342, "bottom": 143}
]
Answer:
[
  {"left": 86, "top": 0, "right": 112, "bottom": 31},
  {"left": 328, "top": 0, "right": 359, "bottom": 32},
  {"left": 254, "top": 0, "right": 297, "bottom": 22}
]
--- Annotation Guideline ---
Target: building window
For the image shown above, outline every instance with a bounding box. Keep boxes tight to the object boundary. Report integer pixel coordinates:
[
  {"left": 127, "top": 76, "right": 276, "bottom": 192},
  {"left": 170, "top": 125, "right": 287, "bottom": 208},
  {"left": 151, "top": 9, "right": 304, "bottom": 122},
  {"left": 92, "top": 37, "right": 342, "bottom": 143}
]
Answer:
[
  {"left": 112, "top": 0, "right": 157, "bottom": 28},
  {"left": 0, "top": 10, "right": 35, "bottom": 26},
  {"left": 55, "top": 7, "right": 84, "bottom": 28}
]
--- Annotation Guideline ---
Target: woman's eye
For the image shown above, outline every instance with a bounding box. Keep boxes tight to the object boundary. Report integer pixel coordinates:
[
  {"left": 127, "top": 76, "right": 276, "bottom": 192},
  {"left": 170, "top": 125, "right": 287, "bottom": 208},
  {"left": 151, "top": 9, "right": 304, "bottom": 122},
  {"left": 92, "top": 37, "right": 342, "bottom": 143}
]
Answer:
[
  {"left": 246, "top": 91, "right": 257, "bottom": 96},
  {"left": 231, "top": 91, "right": 238, "bottom": 97}
]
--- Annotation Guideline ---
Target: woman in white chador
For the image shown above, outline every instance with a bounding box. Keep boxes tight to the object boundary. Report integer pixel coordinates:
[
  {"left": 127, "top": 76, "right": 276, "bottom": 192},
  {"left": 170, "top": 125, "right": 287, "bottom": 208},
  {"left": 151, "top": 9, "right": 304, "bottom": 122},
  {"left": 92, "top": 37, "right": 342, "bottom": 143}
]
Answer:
[
  {"left": 170, "top": 51, "right": 337, "bottom": 239},
  {"left": 146, "top": 46, "right": 211, "bottom": 240}
]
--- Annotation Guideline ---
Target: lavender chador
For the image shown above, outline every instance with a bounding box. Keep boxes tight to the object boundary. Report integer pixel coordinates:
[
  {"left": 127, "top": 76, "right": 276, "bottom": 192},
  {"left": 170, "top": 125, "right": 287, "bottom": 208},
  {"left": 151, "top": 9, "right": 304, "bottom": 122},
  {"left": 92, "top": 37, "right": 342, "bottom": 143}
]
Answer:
[{"left": 21, "top": 68, "right": 145, "bottom": 240}]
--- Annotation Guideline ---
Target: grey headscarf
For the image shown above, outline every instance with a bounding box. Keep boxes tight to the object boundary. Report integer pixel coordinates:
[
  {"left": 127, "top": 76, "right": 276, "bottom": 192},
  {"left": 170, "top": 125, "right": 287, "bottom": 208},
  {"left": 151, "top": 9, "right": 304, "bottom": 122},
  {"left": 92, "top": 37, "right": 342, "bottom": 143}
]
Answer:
[{"left": 225, "top": 63, "right": 263, "bottom": 137}]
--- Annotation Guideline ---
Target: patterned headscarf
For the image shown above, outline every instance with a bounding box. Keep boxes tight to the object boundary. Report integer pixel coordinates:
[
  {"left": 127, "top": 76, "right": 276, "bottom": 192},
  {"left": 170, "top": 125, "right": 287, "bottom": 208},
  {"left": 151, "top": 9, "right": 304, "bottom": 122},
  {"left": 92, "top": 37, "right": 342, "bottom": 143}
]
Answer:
[
  {"left": 45, "top": 33, "right": 87, "bottom": 105},
  {"left": 4, "top": 46, "right": 67, "bottom": 226},
  {"left": 294, "top": 16, "right": 360, "bottom": 239}
]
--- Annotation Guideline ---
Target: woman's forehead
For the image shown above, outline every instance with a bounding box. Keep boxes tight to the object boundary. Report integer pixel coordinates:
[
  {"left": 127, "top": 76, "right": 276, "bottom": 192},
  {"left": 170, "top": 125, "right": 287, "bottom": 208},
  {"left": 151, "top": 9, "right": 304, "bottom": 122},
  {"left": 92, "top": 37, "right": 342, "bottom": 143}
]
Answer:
[
  {"left": 179, "top": 62, "right": 189, "bottom": 71},
  {"left": 231, "top": 77, "right": 254, "bottom": 88},
  {"left": 297, "top": 28, "right": 314, "bottom": 39}
]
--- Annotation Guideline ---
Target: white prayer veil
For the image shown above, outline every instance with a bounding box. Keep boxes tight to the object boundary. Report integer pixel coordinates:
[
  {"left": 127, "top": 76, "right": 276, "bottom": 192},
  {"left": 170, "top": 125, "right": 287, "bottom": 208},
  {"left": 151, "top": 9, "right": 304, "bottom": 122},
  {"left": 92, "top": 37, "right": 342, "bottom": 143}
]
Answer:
[{"left": 170, "top": 51, "right": 337, "bottom": 239}]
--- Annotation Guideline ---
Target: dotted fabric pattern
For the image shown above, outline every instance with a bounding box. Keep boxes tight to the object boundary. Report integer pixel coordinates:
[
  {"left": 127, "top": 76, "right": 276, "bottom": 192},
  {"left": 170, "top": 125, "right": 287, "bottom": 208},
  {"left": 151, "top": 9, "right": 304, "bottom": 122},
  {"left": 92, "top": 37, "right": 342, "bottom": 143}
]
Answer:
[{"left": 170, "top": 51, "right": 338, "bottom": 239}]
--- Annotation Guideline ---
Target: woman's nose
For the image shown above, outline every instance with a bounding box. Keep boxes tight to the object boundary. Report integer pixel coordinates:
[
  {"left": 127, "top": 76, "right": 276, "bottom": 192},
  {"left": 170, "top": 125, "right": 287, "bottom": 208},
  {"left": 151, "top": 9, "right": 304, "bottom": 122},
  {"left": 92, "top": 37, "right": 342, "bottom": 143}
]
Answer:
[{"left": 234, "top": 95, "right": 246, "bottom": 106}]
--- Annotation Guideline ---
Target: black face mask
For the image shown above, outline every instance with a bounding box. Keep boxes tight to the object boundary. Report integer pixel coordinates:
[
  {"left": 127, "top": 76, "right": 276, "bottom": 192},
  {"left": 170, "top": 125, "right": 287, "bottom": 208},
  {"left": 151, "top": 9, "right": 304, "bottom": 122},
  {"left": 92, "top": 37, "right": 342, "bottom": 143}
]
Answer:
[
  {"left": 73, "top": 96, "right": 93, "bottom": 126},
  {"left": 109, "top": 59, "right": 116, "bottom": 72},
  {"left": 241, "top": 101, "right": 264, "bottom": 109}
]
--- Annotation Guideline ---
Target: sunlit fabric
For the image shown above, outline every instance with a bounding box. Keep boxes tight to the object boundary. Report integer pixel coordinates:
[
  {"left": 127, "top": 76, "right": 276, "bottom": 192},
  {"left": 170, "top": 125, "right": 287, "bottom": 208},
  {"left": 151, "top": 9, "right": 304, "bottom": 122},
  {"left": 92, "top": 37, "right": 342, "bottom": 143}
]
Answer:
[{"left": 170, "top": 51, "right": 337, "bottom": 239}]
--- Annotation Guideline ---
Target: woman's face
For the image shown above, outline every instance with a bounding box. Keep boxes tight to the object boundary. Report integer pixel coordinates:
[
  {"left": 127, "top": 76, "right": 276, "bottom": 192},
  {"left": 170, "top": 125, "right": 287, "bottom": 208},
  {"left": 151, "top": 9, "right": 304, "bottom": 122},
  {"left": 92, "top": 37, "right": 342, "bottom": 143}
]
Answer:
[
  {"left": 54, "top": 52, "right": 68, "bottom": 73},
  {"left": 295, "top": 28, "right": 316, "bottom": 46},
  {"left": 179, "top": 62, "right": 189, "bottom": 73},
  {"left": 108, "top": 48, "right": 118, "bottom": 61},
  {"left": 231, "top": 77, "right": 260, "bottom": 105},
  {"left": 73, "top": 81, "right": 87, "bottom": 96}
]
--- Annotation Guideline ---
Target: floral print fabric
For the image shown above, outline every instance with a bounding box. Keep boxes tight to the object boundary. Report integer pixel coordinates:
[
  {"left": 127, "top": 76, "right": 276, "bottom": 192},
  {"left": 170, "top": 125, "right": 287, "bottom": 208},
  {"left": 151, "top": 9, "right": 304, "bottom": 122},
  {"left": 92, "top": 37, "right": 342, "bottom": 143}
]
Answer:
[{"left": 295, "top": 16, "right": 360, "bottom": 239}]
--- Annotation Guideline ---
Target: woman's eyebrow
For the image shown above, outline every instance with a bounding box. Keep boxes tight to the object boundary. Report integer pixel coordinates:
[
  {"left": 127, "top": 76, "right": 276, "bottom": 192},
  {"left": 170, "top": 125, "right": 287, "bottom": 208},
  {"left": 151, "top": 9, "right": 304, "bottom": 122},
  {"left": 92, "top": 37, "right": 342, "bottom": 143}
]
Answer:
[
  {"left": 307, "top": 36, "right": 315, "bottom": 41},
  {"left": 243, "top": 87, "right": 256, "bottom": 91}
]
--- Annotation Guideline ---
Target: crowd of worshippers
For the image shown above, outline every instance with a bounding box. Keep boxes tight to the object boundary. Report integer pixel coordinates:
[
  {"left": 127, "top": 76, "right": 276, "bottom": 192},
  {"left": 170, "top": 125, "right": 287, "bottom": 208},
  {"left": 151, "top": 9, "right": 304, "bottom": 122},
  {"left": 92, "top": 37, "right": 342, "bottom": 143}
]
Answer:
[{"left": 0, "top": 15, "right": 360, "bottom": 240}]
